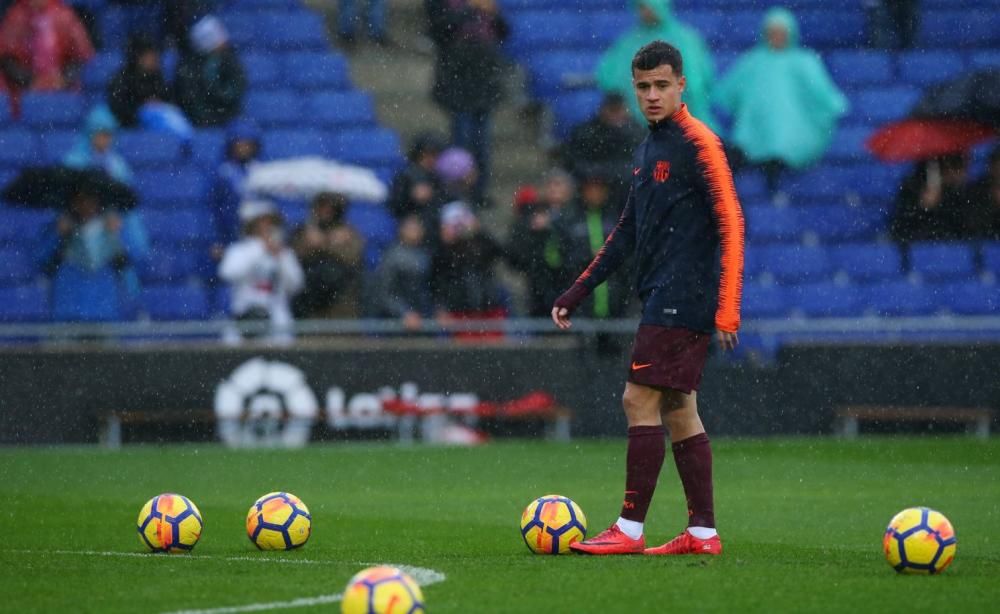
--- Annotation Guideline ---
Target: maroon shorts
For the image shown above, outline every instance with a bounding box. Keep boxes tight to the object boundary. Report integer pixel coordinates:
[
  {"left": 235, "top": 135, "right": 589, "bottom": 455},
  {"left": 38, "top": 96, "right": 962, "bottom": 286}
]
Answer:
[{"left": 627, "top": 325, "right": 712, "bottom": 394}]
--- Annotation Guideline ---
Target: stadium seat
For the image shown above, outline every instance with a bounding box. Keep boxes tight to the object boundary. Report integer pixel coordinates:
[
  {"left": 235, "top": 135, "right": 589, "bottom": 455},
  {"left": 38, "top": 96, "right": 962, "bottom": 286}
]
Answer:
[
  {"left": 969, "top": 51, "right": 1000, "bottom": 70},
  {"left": 20, "top": 92, "right": 85, "bottom": 128},
  {"left": 0, "top": 209, "right": 55, "bottom": 244},
  {"left": 741, "top": 283, "right": 788, "bottom": 319},
  {"left": 551, "top": 89, "right": 604, "bottom": 139},
  {"left": 304, "top": 91, "right": 376, "bottom": 128},
  {"left": 505, "top": 11, "right": 590, "bottom": 57},
  {"left": 584, "top": 10, "right": 635, "bottom": 48},
  {"left": 244, "top": 91, "right": 303, "bottom": 127},
  {"left": 0, "top": 283, "right": 49, "bottom": 322},
  {"left": 0, "top": 247, "right": 38, "bottom": 285},
  {"left": 897, "top": 51, "right": 965, "bottom": 87},
  {"left": 526, "top": 51, "right": 602, "bottom": 100},
  {"left": 81, "top": 52, "right": 123, "bottom": 94},
  {"left": 788, "top": 281, "right": 865, "bottom": 318},
  {"left": 807, "top": 205, "right": 884, "bottom": 242},
  {"left": 921, "top": 11, "right": 1000, "bottom": 48},
  {"left": 141, "top": 209, "right": 212, "bottom": 245},
  {"left": 219, "top": 12, "right": 258, "bottom": 48},
  {"left": 117, "top": 131, "right": 182, "bottom": 167},
  {"left": 982, "top": 242, "right": 1000, "bottom": 273},
  {"left": 827, "top": 51, "right": 893, "bottom": 88},
  {"left": 786, "top": 167, "right": 857, "bottom": 202},
  {"left": 38, "top": 130, "right": 78, "bottom": 164},
  {"left": 262, "top": 130, "right": 329, "bottom": 159},
  {"left": 134, "top": 168, "right": 206, "bottom": 209},
  {"left": 797, "top": 10, "right": 866, "bottom": 48},
  {"left": 830, "top": 244, "right": 903, "bottom": 282},
  {"left": 345, "top": 203, "right": 397, "bottom": 269},
  {"left": 329, "top": 128, "right": 401, "bottom": 167},
  {"left": 940, "top": 280, "right": 998, "bottom": 315},
  {"left": 189, "top": 129, "right": 225, "bottom": 167},
  {"left": 142, "top": 284, "right": 210, "bottom": 320},
  {"left": 0, "top": 130, "right": 37, "bottom": 167},
  {"left": 256, "top": 12, "right": 329, "bottom": 50},
  {"left": 852, "top": 87, "right": 921, "bottom": 124},
  {"left": 284, "top": 53, "right": 352, "bottom": 90},
  {"left": 706, "top": 11, "right": 759, "bottom": 50},
  {"left": 138, "top": 245, "right": 204, "bottom": 283},
  {"left": 242, "top": 53, "right": 284, "bottom": 90},
  {"left": 755, "top": 245, "right": 833, "bottom": 284},
  {"left": 909, "top": 243, "right": 976, "bottom": 280},
  {"left": 744, "top": 206, "right": 803, "bottom": 244},
  {"left": 826, "top": 124, "right": 873, "bottom": 162},
  {"left": 862, "top": 280, "right": 939, "bottom": 316}
]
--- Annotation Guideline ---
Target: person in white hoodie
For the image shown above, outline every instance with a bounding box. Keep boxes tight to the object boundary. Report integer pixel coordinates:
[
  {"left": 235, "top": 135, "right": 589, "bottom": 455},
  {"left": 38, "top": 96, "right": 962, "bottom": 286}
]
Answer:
[{"left": 218, "top": 200, "right": 305, "bottom": 345}]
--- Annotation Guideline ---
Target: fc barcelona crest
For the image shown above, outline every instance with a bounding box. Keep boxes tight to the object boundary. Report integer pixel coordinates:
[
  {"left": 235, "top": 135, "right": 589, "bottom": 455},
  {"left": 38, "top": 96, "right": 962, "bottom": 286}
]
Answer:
[{"left": 653, "top": 160, "right": 670, "bottom": 183}]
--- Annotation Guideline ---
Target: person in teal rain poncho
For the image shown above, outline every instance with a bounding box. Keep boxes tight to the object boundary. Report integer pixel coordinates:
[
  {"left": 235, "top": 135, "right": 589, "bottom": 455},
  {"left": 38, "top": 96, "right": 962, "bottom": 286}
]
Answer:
[
  {"left": 595, "top": 0, "right": 716, "bottom": 129},
  {"left": 63, "top": 104, "right": 133, "bottom": 186},
  {"left": 714, "top": 7, "right": 848, "bottom": 195}
]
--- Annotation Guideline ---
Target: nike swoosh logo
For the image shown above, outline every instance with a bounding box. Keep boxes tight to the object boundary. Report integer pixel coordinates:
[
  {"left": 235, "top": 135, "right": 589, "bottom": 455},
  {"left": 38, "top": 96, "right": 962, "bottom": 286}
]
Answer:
[
  {"left": 631, "top": 362, "right": 653, "bottom": 370},
  {"left": 633, "top": 167, "right": 641, "bottom": 175}
]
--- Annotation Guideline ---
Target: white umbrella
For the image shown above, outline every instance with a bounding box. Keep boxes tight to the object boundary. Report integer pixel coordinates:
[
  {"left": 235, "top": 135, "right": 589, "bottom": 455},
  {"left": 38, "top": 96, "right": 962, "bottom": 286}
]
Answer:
[{"left": 244, "top": 156, "right": 388, "bottom": 203}]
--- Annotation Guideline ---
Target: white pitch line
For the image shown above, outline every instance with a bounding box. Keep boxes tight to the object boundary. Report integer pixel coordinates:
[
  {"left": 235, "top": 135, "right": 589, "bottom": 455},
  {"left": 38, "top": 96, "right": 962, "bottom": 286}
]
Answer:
[
  {"left": 1, "top": 549, "right": 344, "bottom": 565},
  {"left": 164, "top": 564, "right": 446, "bottom": 614}
]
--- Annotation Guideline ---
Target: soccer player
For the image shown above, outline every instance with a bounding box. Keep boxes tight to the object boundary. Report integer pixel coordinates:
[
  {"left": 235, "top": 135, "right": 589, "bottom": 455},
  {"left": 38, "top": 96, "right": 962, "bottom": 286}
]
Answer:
[{"left": 551, "top": 40, "right": 744, "bottom": 556}]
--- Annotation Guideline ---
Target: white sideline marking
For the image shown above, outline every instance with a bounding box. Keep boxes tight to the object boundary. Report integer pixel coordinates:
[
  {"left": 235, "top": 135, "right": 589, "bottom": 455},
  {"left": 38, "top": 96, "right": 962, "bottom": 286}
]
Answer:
[{"left": 0, "top": 550, "right": 445, "bottom": 614}]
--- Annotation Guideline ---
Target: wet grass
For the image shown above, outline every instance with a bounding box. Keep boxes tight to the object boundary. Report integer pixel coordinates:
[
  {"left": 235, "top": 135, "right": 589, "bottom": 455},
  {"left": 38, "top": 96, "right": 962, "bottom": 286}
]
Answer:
[{"left": 0, "top": 438, "right": 998, "bottom": 612}]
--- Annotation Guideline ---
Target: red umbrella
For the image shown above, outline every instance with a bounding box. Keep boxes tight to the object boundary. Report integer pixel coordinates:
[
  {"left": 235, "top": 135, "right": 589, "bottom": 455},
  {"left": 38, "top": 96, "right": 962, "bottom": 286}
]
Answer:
[{"left": 867, "top": 118, "right": 997, "bottom": 162}]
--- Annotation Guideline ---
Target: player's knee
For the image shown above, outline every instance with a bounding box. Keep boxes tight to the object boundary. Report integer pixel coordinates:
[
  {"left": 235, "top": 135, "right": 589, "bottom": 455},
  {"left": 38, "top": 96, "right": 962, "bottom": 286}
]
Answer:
[{"left": 622, "top": 387, "right": 659, "bottom": 424}]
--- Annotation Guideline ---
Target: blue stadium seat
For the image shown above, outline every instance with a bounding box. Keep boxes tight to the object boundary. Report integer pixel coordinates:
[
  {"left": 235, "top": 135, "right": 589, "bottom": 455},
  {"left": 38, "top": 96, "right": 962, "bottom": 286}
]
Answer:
[
  {"left": 909, "top": 243, "right": 976, "bottom": 280},
  {"left": 826, "top": 124, "right": 873, "bottom": 162},
  {"left": 734, "top": 172, "right": 768, "bottom": 201},
  {"left": 117, "top": 131, "right": 182, "bottom": 166},
  {"left": 305, "top": 91, "right": 375, "bottom": 128},
  {"left": 257, "top": 12, "right": 329, "bottom": 50},
  {"left": 139, "top": 245, "right": 203, "bottom": 283},
  {"left": 82, "top": 52, "right": 123, "bottom": 94},
  {"left": 20, "top": 92, "right": 85, "bottom": 128},
  {"left": 262, "top": 130, "right": 329, "bottom": 159},
  {"left": 827, "top": 51, "right": 893, "bottom": 87},
  {"left": 219, "top": 12, "right": 258, "bottom": 48},
  {"left": 584, "top": 10, "right": 635, "bottom": 48},
  {"left": 830, "top": 244, "right": 902, "bottom": 281},
  {"left": 0, "top": 209, "right": 56, "bottom": 244},
  {"left": 969, "top": 51, "right": 1000, "bottom": 70},
  {"left": 808, "top": 205, "right": 884, "bottom": 242},
  {"left": 921, "top": 11, "right": 1000, "bottom": 48},
  {"left": 551, "top": 89, "right": 604, "bottom": 139},
  {"left": 0, "top": 130, "right": 37, "bottom": 167},
  {"left": 0, "top": 94, "right": 9, "bottom": 125},
  {"left": 190, "top": 129, "right": 225, "bottom": 167},
  {"left": 756, "top": 245, "right": 834, "bottom": 283},
  {"left": 284, "top": 53, "right": 352, "bottom": 90},
  {"left": 982, "top": 242, "right": 1000, "bottom": 273},
  {"left": 38, "top": 130, "right": 78, "bottom": 164},
  {"left": 741, "top": 283, "right": 788, "bottom": 319},
  {"left": 940, "top": 280, "right": 998, "bottom": 315},
  {"left": 797, "top": 10, "right": 866, "bottom": 48},
  {"left": 242, "top": 53, "right": 284, "bottom": 90},
  {"left": 141, "top": 209, "right": 212, "bottom": 244},
  {"left": 526, "top": 51, "right": 602, "bottom": 99},
  {"left": 745, "top": 206, "right": 803, "bottom": 244},
  {"left": 788, "top": 281, "right": 865, "bottom": 318},
  {"left": 706, "top": 11, "right": 759, "bottom": 50},
  {"left": 239, "top": 0, "right": 301, "bottom": 7},
  {"left": 345, "top": 203, "right": 397, "bottom": 269},
  {"left": 863, "top": 280, "right": 939, "bottom": 316},
  {"left": 852, "top": 87, "right": 921, "bottom": 124},
  {"left": 0, "top": 284, "right": 49, "bottom": 322},
  {"left": 786, "top": 167, "right": 857, "bottom": 202},
  {"left": 244, "top": 91, "right": 303, "bottom": 127},
  {"left": 0, "top": 247, "right": 38, "bottom": 285},
  {"left": 505, "top": 11, "right": 590, "bottom": 57},
  {"left": 897, "top": 51, "right": 965, "bottom": 87},
  {"left": 143, "top": 284, "right": 210, "bottom": 320},
  {"left": 329, "top": 128, "right": 401, "bottom": 167},
  {"left": 135, "top": 168, "right": 206, "bottom": 209}
]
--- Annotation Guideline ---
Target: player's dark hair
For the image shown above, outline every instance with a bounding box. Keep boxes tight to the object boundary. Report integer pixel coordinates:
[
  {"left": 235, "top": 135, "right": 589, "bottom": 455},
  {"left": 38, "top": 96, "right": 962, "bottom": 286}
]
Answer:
[{"left": 631, "top": 40, "right": 683, "bottom": 76}]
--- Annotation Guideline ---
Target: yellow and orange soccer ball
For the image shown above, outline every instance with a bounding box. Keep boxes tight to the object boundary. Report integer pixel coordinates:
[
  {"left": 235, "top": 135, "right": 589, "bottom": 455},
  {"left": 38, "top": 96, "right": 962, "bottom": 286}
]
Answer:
[
  {"left": 883, "top": 506, "right": 957, "bottom": 574},
  {"left": 246, "top": 491, "right": 312, "bottom": 550},
  {"left": 520, "top": 494, "right": 587, "bottom": 555},
  {"left": 136, "top": 493, "right": 203, "bottom": 553},
  {"left": 341, "top": 566, "right": 425, "bottom": 614}
]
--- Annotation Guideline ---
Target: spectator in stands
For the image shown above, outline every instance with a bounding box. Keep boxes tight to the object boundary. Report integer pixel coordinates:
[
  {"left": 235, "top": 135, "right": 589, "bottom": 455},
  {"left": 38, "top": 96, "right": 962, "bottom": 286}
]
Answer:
[
  {"left": 371, "top": 214, "right": 433, "bottom": 330},
  {"left": 63, "top": 104, "right": 133, "bottom": 185},
  {"left": 962, "top": 145, "right": 1000, "bottom": 240},
  {"left": 209, "top": 119, "right": 260, "bottom": 251},
  {"left": 426, "top": 0, "right": 508, "bottom": 205},
  {"left": 387, "top": 132, "right": 447, "bottom": 227},
  {"left": 106, "top": 35, "right": 171, "bottom": 128},
  {"left": 560, "top": 93, "right": 644, "bottom": 202},
  {"left": 174, "top": 15, "right": 245, "bottom": 127},
  {"left": 891, "top": 154, "right": 970, "bottom": 243},
  {"left": 595, "top": 0, "right": 716, "bottom": 128},
  {"left": 713, "top": 7, "right": 848, "bottom": 197},
  {"left": 291, "top": 192, "right": 365, "bottom": 319},
  {"left": 431, "top": 200, "right": 506, "bottom": 319},
  {"left": 39, "top": 183, "right": 149, "bottom": 321},
  {"left": 556, "top": 168, "right": 631, "bottom": 321},
  {"left": 539, "top": 167, "right": 575, "bottom": 217},
  {"left": 435, "top": 146, "right": 479, "bottom": 205},
  {"left": 218, "top": 200, "right": 304, "bottom": 345},
  {"left": 506, "top": 185, "right": 569, "bottom": 318},
  {"left": 0, "top": 0, "right": 94, "bottom": 95},
  {"left": 865, "top": 0, "right": 919, "bottom": 50},
  {"left": 337, "top": 0, "right": 387, "bottom": 48}
]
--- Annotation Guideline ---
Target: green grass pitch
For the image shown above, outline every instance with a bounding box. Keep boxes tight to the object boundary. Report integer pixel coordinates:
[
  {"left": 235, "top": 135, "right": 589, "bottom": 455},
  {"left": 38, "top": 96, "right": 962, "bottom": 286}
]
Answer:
[{"left": 1, "top": 438, "right": 998, "bottom": 613}]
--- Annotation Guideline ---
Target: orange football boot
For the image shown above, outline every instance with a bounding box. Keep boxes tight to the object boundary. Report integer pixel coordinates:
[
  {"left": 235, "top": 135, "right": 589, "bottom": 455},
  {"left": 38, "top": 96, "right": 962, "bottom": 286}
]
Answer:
[
  {"left": 644, "top": 531, "right": 722, "bottom": 555},
  {"left": 569, "top": 524, "right": 645, "bottom": 555}
]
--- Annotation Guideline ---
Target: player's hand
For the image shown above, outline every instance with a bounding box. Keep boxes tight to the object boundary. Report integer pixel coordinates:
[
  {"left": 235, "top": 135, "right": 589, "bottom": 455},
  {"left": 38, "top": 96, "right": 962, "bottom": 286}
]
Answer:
[
  {"left": 551, "top": 306, "right": 571, "bottom": 330},
  {"left": 716, "top": 330, "right": 738, "bottom": 352}
]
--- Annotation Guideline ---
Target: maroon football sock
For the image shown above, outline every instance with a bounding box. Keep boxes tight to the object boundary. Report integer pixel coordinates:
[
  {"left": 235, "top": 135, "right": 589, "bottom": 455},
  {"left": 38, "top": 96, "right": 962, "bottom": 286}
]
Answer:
[
  {"left": 672, "top": 432, "right": 715, "bottom": 528},
  {"left": 619, "top": 425, "right": 667, "bottom": 523}
]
